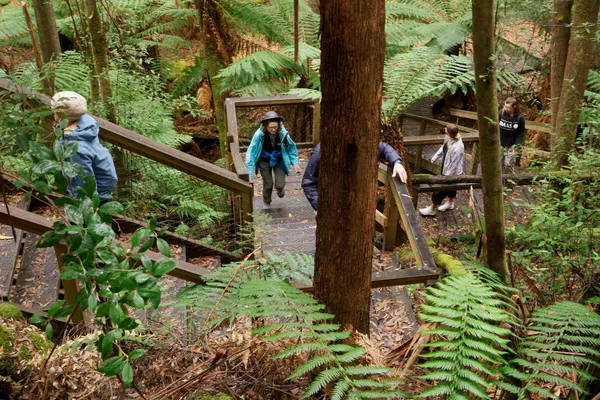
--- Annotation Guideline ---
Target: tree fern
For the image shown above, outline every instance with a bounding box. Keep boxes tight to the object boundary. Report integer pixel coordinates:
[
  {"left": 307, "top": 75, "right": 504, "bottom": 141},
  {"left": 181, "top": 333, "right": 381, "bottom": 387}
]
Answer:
[
  {"left": 0, "top": 6, "right": 29, "bottom": 44},
  {"left": 500, "top": 301, "right": 600, "bottom": 399},
  {"left": 259, "top": 251, "right": 314, "bottom": 285},
  {"left": 215, "top": 50, "right": 301, "bottom": 91},
  {"left": 418, "top": 273, "right": 513, "bottom": 399},
  {"left": 240, "top": 280, "right": 405, "bottom": 399}
]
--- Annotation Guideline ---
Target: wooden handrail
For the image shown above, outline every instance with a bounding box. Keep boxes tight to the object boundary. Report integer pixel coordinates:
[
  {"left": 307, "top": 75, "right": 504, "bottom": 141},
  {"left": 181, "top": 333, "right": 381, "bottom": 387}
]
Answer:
[
  {"left": 377, "top": 163, "right": 437, "bottom": 272},
  {"left": 0, "top": 204, "right": 212, "bottom": 283},
  {"left": 449, "top": 108, "right": 551, "bottom": 133},
  {"left": 403, "top": 132, "right": 479, "bottom": 145},
  {"left": 401, "top": 113, "right": 478, "bottom": 134},
  {"left": 232, "top": 95, "right": 316, "bottom": 108},
  {"left": 0, "top": 78, "right": 252, "bottom": 195}
]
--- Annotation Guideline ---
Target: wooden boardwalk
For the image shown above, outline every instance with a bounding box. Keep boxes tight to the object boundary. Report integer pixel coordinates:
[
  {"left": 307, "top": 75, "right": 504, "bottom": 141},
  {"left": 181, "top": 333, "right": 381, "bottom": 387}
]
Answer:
[{"left": 252, "top": 157, "right": 317, "bottom": 255}]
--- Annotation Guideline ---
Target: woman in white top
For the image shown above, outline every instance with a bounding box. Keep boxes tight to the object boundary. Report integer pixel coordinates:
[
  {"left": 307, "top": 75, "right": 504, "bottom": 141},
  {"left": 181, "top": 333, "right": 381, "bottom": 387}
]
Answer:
[{"left": 419, "top": 124, "right": 464, "bottom": 216}]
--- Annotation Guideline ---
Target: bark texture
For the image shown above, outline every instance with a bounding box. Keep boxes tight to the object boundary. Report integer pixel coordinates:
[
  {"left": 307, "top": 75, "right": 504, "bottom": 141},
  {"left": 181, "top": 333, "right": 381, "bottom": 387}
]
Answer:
[
  {"left": 313, "top": 0, "right": 386, "bottom": 334},
  {"left": 550, "top": 0, "right": 573, "bottom": 131},
  {"left": 31, "top": 0, "right": 62, "bottom": 92},
  {"left": 552, "top": 0, "right": 600, "bottom": 168},
  {"left": 471, "top": 0, "right": 509, "bottom": 280}
]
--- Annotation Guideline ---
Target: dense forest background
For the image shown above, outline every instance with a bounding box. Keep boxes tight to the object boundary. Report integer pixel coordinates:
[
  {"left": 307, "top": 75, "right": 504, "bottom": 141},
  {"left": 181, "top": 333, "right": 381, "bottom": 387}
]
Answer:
[{"left": 0, "top": 0, "right": 600, "bottom": 398}]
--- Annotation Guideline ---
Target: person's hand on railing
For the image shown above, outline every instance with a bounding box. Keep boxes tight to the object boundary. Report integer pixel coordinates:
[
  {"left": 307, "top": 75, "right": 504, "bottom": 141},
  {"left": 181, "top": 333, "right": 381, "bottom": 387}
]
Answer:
[{"left": 392, "top": 162, "right": 408, "bottom": 184}]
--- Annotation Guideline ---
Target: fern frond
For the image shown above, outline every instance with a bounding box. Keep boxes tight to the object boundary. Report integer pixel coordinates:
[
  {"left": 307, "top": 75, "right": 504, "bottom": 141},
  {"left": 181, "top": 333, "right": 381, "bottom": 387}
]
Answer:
[
  {"left": 503, "top": 301, "right": 600, "bottom": 399},
  {"left": 0, "top": 6, "right": 29, "bottom": 43},
  {"left": 216, "top": 50, "right": 300, "bottom": 91},
  {"left": 418, "top": 273, "right": 513, "bottom": 399}
]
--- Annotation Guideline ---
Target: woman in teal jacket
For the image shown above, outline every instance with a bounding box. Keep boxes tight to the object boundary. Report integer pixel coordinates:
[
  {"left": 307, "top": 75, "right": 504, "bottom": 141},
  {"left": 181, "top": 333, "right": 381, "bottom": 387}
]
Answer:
[{"left": 246, "top": 111, "right": 300, "bottom": 206}]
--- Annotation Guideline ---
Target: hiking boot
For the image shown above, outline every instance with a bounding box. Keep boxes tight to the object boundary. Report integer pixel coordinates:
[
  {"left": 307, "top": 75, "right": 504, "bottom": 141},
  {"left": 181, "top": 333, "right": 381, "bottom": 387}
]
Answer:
[
  {"left": 277, "top": 189, "right": 285, "bottom": 198},
  {"left": 263, "top": 199, "right": 271, "bottom": 207},
  {"left": 437, "top": 201, "right": 455, "bottom": 212},
  {"left": 419, "top": 206, "right": 436, "bottom": 216}
]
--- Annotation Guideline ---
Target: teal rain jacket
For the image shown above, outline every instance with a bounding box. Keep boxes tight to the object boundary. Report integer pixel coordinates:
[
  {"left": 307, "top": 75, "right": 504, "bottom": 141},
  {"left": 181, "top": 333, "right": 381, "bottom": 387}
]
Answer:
[{"left": 245, "top": 125, "right": 299, "bottom": 179}]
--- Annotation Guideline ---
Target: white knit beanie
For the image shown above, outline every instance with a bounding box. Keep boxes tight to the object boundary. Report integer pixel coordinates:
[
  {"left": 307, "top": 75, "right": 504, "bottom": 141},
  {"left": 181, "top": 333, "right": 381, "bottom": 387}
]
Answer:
[{"left": 51, "top": 91, "right": 88, "bottom": 121}]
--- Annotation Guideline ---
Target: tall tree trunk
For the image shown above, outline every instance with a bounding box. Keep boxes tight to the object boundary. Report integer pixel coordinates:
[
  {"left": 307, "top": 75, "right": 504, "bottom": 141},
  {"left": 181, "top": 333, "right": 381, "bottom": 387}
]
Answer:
[
  {"left": 85, "top": 0, "right": 117, "bottom": 123},
  {"left": 550, "top": 0, "right": 573, "bottom": 131},
  {"left": 31, "top": 0, "right": 62, "bottom": 92},
  {"left": 552, "top": 0, "right": 600, "bottom": 168},
  {"left": 313, "top": 0, "right": 385, "bottom": 334},
  {"left": 195, "top": 0, "right": 234, "bottom": 156},
  {"left": 472, "top": 0, "right": 509, "bottom": 280}
]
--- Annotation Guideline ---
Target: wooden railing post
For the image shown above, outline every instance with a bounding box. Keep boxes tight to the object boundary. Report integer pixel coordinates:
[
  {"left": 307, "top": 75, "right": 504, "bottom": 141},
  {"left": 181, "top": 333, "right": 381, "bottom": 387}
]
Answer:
[
  {"left": 383, "top": 191, "right": 400, "bottom": 251},
  {"left": 54, "top": 245, "right": 85, "bottom": 324},
  {"left": 469, "top": 142, "right": 480, "bottom": 174},
  {"left": 414, "top": 120, "right": 426, "bottom": 173}
]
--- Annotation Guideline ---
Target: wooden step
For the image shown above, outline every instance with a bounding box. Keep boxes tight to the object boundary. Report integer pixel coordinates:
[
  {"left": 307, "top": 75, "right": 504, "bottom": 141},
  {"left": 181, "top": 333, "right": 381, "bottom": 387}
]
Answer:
[
  {"left": 0, "top": 198, "right": 27, "bottom": 300},
  {"left": 12, "top": 232, "right": 60, "bottom": 310}
]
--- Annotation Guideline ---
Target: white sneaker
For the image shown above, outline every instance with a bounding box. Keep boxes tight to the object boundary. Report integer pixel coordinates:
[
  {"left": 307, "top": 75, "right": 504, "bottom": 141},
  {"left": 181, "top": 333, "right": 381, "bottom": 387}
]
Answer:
[
  {"left": 419, "top": 206, "right": 436, "bottom": 216},
  {"left": 437, "top": 202, "right": 455, "bottom": 211}
]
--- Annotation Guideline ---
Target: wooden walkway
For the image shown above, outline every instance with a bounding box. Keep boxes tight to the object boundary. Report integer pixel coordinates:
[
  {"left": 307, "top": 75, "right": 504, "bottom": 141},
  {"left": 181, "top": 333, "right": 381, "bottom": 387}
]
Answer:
[{"left": 252, "top": 157, "right": 317, "bottom": 255}]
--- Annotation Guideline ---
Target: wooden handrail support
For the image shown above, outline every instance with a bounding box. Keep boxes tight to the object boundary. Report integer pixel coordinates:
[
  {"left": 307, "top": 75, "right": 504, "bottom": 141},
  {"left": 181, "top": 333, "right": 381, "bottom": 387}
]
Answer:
[
  {"left": 377, "top": 164, "right": 437, "bottom": 275},
  {"left": 0, "top": 78, "right": 252, "bottom": 195}
]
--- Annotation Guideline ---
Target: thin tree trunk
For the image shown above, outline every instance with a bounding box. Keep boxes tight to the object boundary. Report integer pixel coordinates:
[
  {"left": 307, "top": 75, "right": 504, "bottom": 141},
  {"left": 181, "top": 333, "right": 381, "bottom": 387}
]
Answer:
[
  {"left": 22, "top": 5, "right": 44, "bottom": 72},
  {"left": 472, "top": 0, "right": 509, "bottom": 281},
  {"left": 313, "top": 0, "right": 385, "bottom": 334},
  {"left": 31, "top": 0, "right": 62, "bottom": 92},
  {"left": 550, "top": 0, "right": 573, "bottom": 131},
  {"left": 552, "top": 0, "right": 600, "bottom": 168},
  {"left": 85, "top": 0, "right": 117, "bottom": 122},
  {"left": 195, "top": 0, "right": 234, "bottom": 157}
]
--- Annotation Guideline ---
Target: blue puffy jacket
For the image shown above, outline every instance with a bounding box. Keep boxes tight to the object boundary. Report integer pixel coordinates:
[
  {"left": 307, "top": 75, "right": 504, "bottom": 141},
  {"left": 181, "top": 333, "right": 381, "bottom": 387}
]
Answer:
[
  {"left": 301, "top": 142, "right": 402, "bottom": 211},
  {"left": 246, "top": 125, "right": 299, "bottom": 179},
  {"left": 62, "top": 114, "right": 118, "bottom": 201}
]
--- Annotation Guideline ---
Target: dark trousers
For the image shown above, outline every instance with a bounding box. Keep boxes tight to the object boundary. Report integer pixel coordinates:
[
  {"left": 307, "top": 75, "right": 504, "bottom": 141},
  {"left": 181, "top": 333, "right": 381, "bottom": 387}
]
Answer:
[
  {"left": 258, "top": 159, "right": 286, "bottom": 204},
  {"left": 432, "top": 191, "right": 456, "bottom": 206}
]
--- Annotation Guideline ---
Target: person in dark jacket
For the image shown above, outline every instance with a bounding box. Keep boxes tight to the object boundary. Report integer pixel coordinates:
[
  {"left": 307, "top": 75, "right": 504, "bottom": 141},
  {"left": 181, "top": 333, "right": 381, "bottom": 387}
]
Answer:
[
  {"left": 51, "top": 91, "right": 118, "bottom": 203},
  {"left": 301, "top": 142, "right": 407, "bottom": 211},
  {"left": 499, "top": 97, "right": 525, "bottom": 169}
]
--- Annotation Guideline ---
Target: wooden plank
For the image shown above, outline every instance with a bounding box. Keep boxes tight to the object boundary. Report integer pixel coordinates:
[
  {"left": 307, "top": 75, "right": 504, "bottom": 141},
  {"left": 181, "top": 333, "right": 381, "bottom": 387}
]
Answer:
[
  {"left": 385, "top": 164, "right": 436, "bottom": 271},
  {"left": 0, "top": 176, "right": 241, "bottom": 264},
  {"left": 0, "top": 197, "right": 28, "bottom": 300},
  {"left": 54, "top": 246, "right": 85, "bottom": 324},
  {"left": 402, "top": 113, "right": 478, "bottom": 134},
  {"left": 0, "top": 204, "right": 211, "bottom": 285},
  {"left": 383, "top": 194, "right": 400, "bottom": 251},
  {"left": 414, "top": 120, "right": 426, "bottom": 172},
  {"left": 470, "top": 142, "right": 480, "bottom": 174},
  {"left": 449, "top": 108, "right": 551, "bottom": 133},
  {"left": 375, "top": 209, "right": 388, "bottom": 229},
  {"left": 0, "top": 78, "right": 252, "bottom": 194},
  {"left": 418, "top": 183, "right": 482, "bottom": 193},
  {"left": 232, "top": 95, "right": 315, "bottom": 107},
  {"left": 225, "top": 99, "right": 238, "bottom": 143},
  {"left": 295, "top": 267, "right": 439, "bottom": 293},
  {"left": 403, "top": 132, "right": 479, "bottom": 145},
  {"left": 312, "top": 101, "right": 321, "bottom": 144},
  {"left": 229, "top": 141, "right": 249, "bottom": 181},
  {"left": 14, "top": 232, "right": 60, "bottom": 310}
]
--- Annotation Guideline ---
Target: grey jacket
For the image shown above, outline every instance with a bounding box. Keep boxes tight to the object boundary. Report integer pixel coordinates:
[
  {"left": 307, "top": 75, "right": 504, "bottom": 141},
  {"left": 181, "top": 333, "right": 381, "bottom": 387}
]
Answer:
[{"left": 431, "top": 135, "right": 464, "bottom": 176}]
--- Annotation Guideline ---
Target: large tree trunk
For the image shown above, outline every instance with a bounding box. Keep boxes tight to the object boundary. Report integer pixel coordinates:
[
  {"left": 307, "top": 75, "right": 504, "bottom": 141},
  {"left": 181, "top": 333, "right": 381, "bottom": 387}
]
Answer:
[
  {"left": 31, "top": 0, "right": 62, "bottom": 92},
  {"left": 471, "top": 0, "right": 509, "bottom": 281},
  {"left": 313, "top": 0, "right": 385, "bottom": 334},
  {"left": 195, "top": 0, "right": 234, "bottom": 156},
  {"left": 550, "top": 0, "right": 573, "bottom": 131},
  {"left": 85, "top": 0, "right": 117, "bottom": 123},
  {"left": 552, "top": 0, "right": 600, "bottom": 168}
]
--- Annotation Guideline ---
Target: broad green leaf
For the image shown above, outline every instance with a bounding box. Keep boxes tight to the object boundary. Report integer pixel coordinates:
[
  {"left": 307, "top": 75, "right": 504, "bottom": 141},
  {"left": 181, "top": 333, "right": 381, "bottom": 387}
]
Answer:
[
  {"left": 99, "top": 201, "right": 124, "bottom": 215},
  {"left": 98, "top": 356, "right": 126, "bottom": 376},
  {"left": 129, "top": 349, "right": 146, "bottom": 360},
  {"left": 45, "top": 323, "right": 53, "bottom": 340},
  {"left": 121, "top": 362, "right": 134, "bottom": 388},
  {"left": 32, "top": 160, "right": 58, "bottom": 176},
  {"left": 65, "top": 204, "right": 83, "bottom": 225},
  {"left": 156, "top": 238, "right": 171, "bottom": 257},
  {"left": 153, "top": 259, "right": 176, "bottom": 277},
  {"left": 36, "top": 230, "right": 63, "bottom": 248},
  {"left": 33, "top": 180, "right": 50, "bottom": 194}
]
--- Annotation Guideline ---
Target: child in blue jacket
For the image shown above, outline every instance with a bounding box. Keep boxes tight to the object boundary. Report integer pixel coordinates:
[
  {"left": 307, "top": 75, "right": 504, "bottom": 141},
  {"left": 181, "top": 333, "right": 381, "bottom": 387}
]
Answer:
[
  {"left": 51, "top": 91, "right": 118, "bottom": 203},
  {"left": 246, "top": 111, "right": 300, "bottom": 206}
]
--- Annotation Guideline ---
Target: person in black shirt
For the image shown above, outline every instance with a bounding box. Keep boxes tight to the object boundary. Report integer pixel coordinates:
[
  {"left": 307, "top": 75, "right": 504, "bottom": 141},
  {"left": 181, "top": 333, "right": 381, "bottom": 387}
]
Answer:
[{"left": 498, "top": 97, "right": 525, "bottom": 169}]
